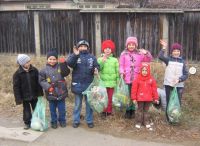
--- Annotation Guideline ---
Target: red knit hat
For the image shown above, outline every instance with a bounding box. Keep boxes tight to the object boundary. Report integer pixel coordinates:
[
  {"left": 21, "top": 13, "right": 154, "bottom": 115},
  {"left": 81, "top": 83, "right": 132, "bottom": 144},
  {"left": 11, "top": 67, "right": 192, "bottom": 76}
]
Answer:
[
  {"left": 102, "top": 40, "right": 115, "bottom": 53},
  {"left": 171, "top": 43, "right": 182, "bottom": 52}
]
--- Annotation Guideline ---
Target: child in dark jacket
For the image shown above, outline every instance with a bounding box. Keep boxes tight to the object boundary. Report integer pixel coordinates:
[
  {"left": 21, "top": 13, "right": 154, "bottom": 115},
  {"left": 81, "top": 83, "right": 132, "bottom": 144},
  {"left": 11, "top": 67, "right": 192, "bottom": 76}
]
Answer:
[
  {"left": 131, "top": 63, "right": 159, "bottom": 130},
  {"left": 13, "top": 54, "right": 43, "bottom": 129},
  {"left": 159, "top": 40, "right": 188, "bottom": 123},
  {"left": 67, "top": 39, "right": 99, "bottom": 128},
  {"left": 39, "top": 49, "right": 70, "bottom": 129}
]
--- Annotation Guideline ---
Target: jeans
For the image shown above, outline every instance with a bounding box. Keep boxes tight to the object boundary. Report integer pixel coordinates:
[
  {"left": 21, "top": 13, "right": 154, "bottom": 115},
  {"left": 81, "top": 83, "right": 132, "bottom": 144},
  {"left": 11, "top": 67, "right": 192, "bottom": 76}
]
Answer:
[
  {"left": 23, "top": 99, "right": 38, "bottom": 125},
  {"left": 49, "top": 99, "right": 66, "bottom": 124},
  {"left": 73, "top": 93, "right": 93, "bottom": 124}
]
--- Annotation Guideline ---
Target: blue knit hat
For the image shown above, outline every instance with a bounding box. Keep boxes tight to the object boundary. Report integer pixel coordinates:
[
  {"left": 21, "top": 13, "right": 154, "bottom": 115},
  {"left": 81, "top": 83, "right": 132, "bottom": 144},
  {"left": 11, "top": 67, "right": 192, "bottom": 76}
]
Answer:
[
  {"left": 17, "top": 54, "right": 31, "bottom": 66},
  {"left": 76, "top": 39, "right": 89, "bottom": 48}
]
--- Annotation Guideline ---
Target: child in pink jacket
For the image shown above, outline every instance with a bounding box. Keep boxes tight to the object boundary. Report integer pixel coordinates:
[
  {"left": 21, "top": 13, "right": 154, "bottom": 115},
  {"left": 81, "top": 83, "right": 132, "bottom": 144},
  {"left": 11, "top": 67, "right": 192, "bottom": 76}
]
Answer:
[{"left": 119, "top": 36, "right": 152, "bottom": 118}]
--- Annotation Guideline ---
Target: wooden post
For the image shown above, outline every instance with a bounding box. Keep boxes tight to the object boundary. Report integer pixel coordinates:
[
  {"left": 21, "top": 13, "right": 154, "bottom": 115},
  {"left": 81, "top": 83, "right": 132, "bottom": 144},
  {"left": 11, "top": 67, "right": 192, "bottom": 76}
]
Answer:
[
  {"left": 162, "top": 14, "right": 169, "bottom": 55},
  {"left": 34, "top": 11, "right": 41, "bottom": 57},
  {"left": 95, "top": 13, "right": 101, "bottom": 57}
]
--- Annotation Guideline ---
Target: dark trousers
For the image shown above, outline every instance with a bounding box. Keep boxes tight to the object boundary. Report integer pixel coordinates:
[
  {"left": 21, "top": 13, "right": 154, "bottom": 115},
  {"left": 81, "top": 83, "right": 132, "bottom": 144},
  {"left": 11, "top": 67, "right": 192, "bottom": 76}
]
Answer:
[
  {"left": 165, "top": 85, "right": 184, "bottom": 121},
  {"left": 23, "top": 98, "right": 38, "bottom": 125},
  {"left": 135, "top": 101, "right": 151, "bottom": 125}
]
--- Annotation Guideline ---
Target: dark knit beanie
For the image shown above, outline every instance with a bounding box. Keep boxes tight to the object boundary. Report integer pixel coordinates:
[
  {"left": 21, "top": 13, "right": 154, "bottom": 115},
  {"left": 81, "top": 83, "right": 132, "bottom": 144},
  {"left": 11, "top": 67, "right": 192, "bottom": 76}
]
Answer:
[
  {"left": 76, "top": 39, "right": 89, "bottom": 48},
  {"left": 171, "top": 43, "right": 182, "bottom": 52},
  {"left": 47, "top": 48, "right": 58, "bottom": 59}
]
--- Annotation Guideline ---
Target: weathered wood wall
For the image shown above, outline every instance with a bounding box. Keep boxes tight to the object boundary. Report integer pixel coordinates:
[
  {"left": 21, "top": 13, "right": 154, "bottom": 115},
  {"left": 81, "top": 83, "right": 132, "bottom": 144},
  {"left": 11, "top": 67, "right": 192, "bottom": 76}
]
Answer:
[
  {"left": 0, "top": 11, "right": 35, "bottom": 53},
  {"left": 0, "top": 10, "right": 200, "bottom": 61},
  {"left": 100, "top": 13, "right": 161, "bottom": 57}
]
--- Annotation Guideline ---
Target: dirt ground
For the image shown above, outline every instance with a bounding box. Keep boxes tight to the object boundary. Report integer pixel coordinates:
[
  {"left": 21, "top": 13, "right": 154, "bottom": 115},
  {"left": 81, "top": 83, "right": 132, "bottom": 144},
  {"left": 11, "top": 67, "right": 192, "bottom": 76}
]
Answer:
[{"left": 0, "top": 55, "right": 200, "bottom": 145}]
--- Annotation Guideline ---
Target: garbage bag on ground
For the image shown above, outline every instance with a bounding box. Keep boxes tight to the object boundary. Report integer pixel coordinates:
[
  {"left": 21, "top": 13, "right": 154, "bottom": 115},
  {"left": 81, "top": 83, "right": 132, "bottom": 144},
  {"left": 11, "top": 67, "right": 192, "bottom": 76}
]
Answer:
[
  {"left": 31, "top": 96, "right": 48, "bottom": 131},
  {"left": 167, "top": 87, "right": 181, "bottom": 124},
  {"left": 112, "top": 77, "right": 130, "bottom": 111},
  {"left": 82, "top": 76, "right": 108, "bottom": 113}
]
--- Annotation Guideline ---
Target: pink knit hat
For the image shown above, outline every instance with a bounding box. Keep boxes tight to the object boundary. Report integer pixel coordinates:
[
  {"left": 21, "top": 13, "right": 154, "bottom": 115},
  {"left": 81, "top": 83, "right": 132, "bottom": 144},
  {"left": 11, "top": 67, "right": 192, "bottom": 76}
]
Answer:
[{"left": 125, "top": 37, "right": 138, "bottom": 47}]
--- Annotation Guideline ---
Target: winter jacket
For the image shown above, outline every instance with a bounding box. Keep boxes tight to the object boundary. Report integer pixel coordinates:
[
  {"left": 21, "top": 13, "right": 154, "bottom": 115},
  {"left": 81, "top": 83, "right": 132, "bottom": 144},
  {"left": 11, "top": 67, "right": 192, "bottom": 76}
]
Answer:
[
  {"left": 13, "top": 65, "right": 43, "bottom": 105},
  {"left": 158, "top": 49, "right": 188, "bottom": 87},
  {"left": 39, "top": 62, "right": 70, "bottom": 101},
  {"left": 119, "top": 49, "right": 152, "bottom": 84},
  {"left": 67, "top": 50, "right": 99, "bottom": 94},
  {"left": 97, "top": 54, "right": 119, "bottom": 87},
  {"left": 131, "top": 63, "right": 158, "bottom": 102}
]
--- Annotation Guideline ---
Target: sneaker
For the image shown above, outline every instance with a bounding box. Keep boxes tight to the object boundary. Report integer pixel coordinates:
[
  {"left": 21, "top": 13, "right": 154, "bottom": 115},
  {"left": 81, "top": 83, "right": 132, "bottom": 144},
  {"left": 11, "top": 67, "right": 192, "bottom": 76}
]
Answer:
[
  {"left": 124, "top": 111, "right": 131, "bottom": 119},
  {"left": 145, "top": 124, "right": 151, "bottom": 128},
  {"left": 145, "top": 124, "right": 153, "bottom": 131},
  {"left": 135, "top": 124, "right": 141, "bottom": 129},
  {"left": 60, "top": 122, "right": 66, "bottom": 128},
  {"left": 101, "top": 112, "right": 106, "bottom": 120},
  {"left": 73, "top": 123, "right": 79, "bottom": 128},
  {"left": 51, "top": 123, "right": 58, "bottom": 129},
  {"left": 106, "top": 113, "right": 112, "bottom": 116},
  {"left": 24, "top": 124, "right": 30, "bottom": 130},
  {"left": 87, "top": 123, "right": 94, "bottom": 128}
]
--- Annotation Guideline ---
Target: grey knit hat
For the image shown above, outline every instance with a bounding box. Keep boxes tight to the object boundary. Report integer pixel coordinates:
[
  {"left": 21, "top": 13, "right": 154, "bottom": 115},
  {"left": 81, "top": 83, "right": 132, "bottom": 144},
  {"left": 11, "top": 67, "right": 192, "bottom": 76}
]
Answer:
[{"left": 17, "top": 54, "right": 31, "bottom": 66}]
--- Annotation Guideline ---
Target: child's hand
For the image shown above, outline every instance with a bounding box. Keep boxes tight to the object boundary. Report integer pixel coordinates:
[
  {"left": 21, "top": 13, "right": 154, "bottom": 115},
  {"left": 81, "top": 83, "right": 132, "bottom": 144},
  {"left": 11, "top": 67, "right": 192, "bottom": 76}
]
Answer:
[
  {"left": 102, "top": 54, "right": 107, "bottom": 62},
  {"left": 120, "top": 73, "right": 124, "bottom": 79},
  {"left": 139, "top": 48, "right": 148, "bottom": 55},
  {"left": 133, "top": 100, "right": 137, "bottom": 104},
  {"left": 94, "top": 68, "right": 98, "bottom": 75},
  {"left": 173, "top": 79, "right": 180, "bottom": 85},
  {"left": 160, "top": 39, "right": 167, "bottom": 50},
  {"left": 73, "top": 46, "right": 79, "bottom": 55},
  {"left": 154, "top": 100, "right": 159, "bottom": 104}
]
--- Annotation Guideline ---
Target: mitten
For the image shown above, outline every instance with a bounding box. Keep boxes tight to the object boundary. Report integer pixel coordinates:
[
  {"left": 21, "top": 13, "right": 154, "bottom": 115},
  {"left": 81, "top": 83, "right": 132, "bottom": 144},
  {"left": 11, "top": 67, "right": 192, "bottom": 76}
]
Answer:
[
  {"left": 58, "top": 57, "right": 66, "bottom": 63},
  {"left": 48, "top": 87, "right": 54, "bottom": 93}
]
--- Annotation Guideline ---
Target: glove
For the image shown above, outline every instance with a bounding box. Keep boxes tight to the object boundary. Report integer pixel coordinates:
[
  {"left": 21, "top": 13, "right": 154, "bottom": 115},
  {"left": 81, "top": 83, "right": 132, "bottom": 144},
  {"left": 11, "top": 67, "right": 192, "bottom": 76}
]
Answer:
[
  {"left": 48, "top": 87, "right": 54, "bottom": 93},
  {"left": 58, "top": 57, "right": 66, "bottom": 63}
]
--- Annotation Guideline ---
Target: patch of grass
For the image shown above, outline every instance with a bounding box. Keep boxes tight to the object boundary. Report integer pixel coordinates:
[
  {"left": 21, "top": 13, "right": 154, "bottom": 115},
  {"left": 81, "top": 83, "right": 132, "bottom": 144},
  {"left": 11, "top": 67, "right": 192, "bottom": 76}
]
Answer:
[{"left": 0, "top": 55, "right": 200, "bottom": 143}]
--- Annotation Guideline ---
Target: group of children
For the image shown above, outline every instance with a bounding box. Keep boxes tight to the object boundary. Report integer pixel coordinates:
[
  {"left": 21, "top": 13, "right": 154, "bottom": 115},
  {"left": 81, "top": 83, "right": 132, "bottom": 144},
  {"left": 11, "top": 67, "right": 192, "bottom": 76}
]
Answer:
[{"left": 13, "top": 37, "right": 188, "bottom": 130}]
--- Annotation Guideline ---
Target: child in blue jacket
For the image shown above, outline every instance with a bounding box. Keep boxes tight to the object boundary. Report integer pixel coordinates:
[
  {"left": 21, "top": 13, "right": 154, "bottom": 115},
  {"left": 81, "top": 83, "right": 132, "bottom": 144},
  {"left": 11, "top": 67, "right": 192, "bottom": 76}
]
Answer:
[
  {"left": 39, "top": 49, "right": 70, "bottom": 129},
  {"left": 67, "top": 39, "right": 99, "bottom": 128}
]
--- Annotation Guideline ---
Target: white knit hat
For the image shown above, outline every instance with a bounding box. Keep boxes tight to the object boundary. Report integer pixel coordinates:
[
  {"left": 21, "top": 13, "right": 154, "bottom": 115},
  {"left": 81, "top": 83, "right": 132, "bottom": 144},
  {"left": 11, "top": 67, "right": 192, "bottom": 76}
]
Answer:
[{"left": 17, "top": 54, "right": 31, "bottom": 66}]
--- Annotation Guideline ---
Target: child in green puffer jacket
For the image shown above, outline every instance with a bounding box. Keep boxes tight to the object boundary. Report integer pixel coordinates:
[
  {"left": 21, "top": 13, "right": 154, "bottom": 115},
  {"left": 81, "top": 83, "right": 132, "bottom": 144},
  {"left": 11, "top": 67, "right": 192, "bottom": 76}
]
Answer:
[{"left": 98, "top": 40, "right": 119, "bottom": 119}]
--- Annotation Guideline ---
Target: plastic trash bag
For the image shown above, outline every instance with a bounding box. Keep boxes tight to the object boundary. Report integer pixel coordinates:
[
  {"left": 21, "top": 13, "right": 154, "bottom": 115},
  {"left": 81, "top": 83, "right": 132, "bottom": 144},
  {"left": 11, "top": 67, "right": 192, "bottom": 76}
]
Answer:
[
  {"left": 167, "top": 87, "right": 181, "bottom": 123},
  {"left": 82, "top": 76, "right": 108, "bottom": 113},
  {"left": 31, "top": 96, "right": 48, "bottom": 131},
  {"left": 112, "top": 77, "right": 130, "bottom": 111},
  {"left": 153, "top": 88, "right": 167, "bottom": 111}
]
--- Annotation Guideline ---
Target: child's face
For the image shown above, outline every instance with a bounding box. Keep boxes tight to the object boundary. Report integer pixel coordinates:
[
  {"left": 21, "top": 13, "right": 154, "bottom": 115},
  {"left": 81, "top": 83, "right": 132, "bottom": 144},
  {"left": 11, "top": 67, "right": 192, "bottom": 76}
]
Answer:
[
  {"left": 23, "top": 61, "right": 31, "bottom": 69},
  {"left": 78, "top": 45, "right": 88, "bottom": 51},
  {"left": 172, "top": 49, "right": 181, "bottom": 58},
  {"left": 103, "top": 48, "right": 112, "bottom": 56},
  {"left": 141, "top": 67, "right": 148, "bottom": 76},
  {"left": 127, "top": 42, "right": 137, "bottom": 51},
  {"left": 47, "top": 56, "right": 57, "bottom": 66}
]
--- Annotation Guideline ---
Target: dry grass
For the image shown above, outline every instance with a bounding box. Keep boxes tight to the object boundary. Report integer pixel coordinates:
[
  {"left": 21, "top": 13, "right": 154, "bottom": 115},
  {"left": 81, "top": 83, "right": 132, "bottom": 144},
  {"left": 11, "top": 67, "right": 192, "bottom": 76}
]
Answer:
[{"left": 0, "top": 55, "right": 200, "bottom": 144}]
